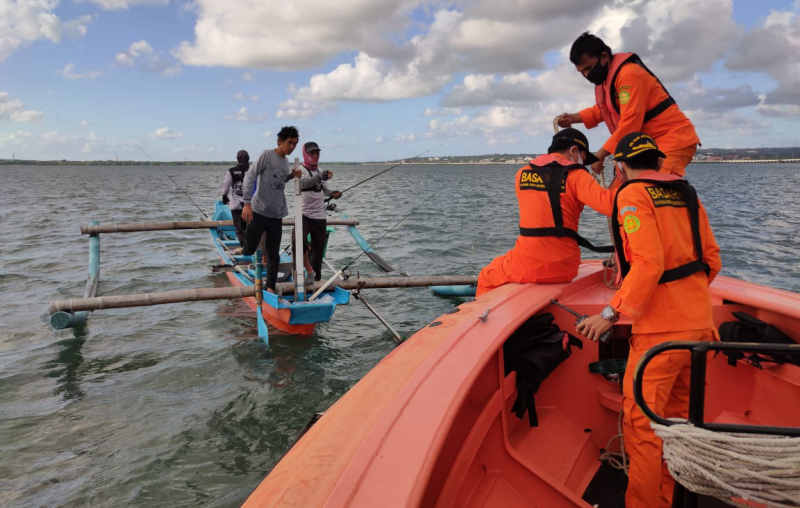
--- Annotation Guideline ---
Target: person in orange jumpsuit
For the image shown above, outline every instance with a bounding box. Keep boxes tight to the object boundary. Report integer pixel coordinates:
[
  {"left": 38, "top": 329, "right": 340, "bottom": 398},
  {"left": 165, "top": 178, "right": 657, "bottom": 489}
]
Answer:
[
  {"left": 577, "top": 132, "right": 722, "bottom": 508},
  {"left": 556, "top": 32, "right": 699, "bottom": 177},
  {"left": 476, "top": 128, "right": 616, "bottom": 297}
]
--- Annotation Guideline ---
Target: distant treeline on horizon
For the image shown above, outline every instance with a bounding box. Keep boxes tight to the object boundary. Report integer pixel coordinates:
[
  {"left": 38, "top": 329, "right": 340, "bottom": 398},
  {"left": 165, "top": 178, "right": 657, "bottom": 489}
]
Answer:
[{"left": 3, "top": 146, "right": 800, "bottom": 166}]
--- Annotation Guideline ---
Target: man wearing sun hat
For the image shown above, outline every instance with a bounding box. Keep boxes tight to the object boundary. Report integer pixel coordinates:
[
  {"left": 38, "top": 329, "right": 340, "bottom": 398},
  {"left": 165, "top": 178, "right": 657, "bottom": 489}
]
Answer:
[
  {"left": 578, "top": 132, "right": 721, "bottom": 508},
  {"left": 476, "top": 128, "right": 618, "bottom": 296},
  {"left": 298, "top": 141, "right": 341, "bottom": 281}
]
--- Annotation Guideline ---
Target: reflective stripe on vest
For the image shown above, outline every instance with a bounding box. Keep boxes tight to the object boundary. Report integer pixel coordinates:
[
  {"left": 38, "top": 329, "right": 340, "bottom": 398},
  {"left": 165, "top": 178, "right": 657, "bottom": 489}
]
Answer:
[
  {"left": 611, "top": 177, "right": 709, "bottom": 283},
  {"left": 594, "top": 53, "right": 677, "bottom": 135},
  {"left": 518, "top": 161, "right": 614, "bottom": 253}
]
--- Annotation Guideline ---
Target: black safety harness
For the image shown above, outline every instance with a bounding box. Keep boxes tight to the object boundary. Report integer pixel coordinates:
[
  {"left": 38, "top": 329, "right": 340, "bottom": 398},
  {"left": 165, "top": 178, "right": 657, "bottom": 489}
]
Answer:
[
  {"left": 518, "top": 162, "right": 614, "bottom": 253},
  {"left": 301, "top": 166, "right": 324, "bottom": 193},
  {"left": 610, "top": 53, "right": 676, "bottom": 124},
  {"left": 611, "top": 178, "right": 709, "bottom": 283},
  {"left": 228, "top": 164, "right": 247, "bottom": 199}
]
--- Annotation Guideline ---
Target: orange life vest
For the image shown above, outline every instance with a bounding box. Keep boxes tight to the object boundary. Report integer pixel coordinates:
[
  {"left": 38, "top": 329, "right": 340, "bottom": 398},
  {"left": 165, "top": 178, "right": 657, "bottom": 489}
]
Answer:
[
  {"left": 595, "top": 53, "right": 676, "bottom": 135},
  {"left": 519, "top": 156, "right": 613, "bottom": 253},
  {"left": 612, "top": 171, "right": 709, "bottom": 283}
]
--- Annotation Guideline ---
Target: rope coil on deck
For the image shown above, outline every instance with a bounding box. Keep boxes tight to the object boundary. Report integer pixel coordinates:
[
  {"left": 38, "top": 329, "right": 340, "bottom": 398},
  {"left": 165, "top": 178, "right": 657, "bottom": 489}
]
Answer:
[{"left": 653, "top": 421, "right": 800, "bottom": 507}]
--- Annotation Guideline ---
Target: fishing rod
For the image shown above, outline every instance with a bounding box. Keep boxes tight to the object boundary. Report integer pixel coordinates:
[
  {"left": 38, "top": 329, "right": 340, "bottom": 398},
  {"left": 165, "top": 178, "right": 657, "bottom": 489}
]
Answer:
[
  {"left": 308, "top": 211, "right": 415, "bottom": 301},
  {"left": 325, "top": 148, "right": 433, "bottom": 203},
  {"left": 166, "top": 173, "right": 209, "bottom": 219}
]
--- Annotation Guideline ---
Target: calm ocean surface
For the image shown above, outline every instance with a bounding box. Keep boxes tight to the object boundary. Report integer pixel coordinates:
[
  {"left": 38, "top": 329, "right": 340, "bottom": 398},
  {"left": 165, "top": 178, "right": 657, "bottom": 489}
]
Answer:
[{"left": 1, "top": 162, "right": 798, "bottom": 507}]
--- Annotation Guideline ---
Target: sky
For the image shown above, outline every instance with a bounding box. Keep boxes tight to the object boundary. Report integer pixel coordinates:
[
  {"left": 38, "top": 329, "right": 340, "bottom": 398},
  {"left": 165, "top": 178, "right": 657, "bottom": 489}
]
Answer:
[{"left": 1, "top": 0, "right": 800, "bottom": 162}]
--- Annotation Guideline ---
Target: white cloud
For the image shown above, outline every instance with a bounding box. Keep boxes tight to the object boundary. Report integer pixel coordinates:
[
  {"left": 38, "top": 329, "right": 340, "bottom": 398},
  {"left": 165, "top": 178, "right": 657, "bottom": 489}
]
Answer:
[
  {"left": 424, "top": 107, "right": 461, "bottom": 117},
  {"left": 176, "top": 0, "right": 423, "bottom": 69},
  {"left": 31, "top": 129, "right": 106, "bottom": 155},
  {"left": 116, "top": 40, "right": 181, "bottom": 76},
  {"left": 375, "top": 135, "right": 384, "bottom": 143},
  {"left": 233, "top": 91, "right": 259, "bottom": 102},
  {"left": 0, "top": 130, "right": 32, "bottom": 146},
  {"left": 153, "top": 126, "right": 183, "bottom": 139},
  {"left": 242, "top": 72, "right": 253, "bottom": 81},
  {"left": 61, "top": 63, "right": 102, "bottom": 80},
  {"left": 676, "top": 77, "right": 760, "bottom": 113},
  {"left": 86, "top": 0, "right": 168, "bottom": 10},
  {"left": 394, "top": 133, "right": 417, "bottom": 143},
  {"left": 0, "top": 1, "right": 93, "bottom": 62},
  {"left": 276, "top": 96, "right": 334, "bottom": 119},
  {"left": 224, "top": 106, "right": 268, "bottom": 122},
  {"left": 116, "top": 40, "right": 153, "bottom": 65},
  {"left": 597, "top": 0, "right": 738, "bottom": 82},
  {"left": 757, "top": 103, "right": 800, "bottom": 117},
  {"left": 727, "top": 8, "right": 800, "bottom": 106},
  {"left": 0, "top": 92, "right": 44, "bottom": 122},
  {"left": 80, "top": 119, "right": 89, "bottom": 127},
  {"left": 266, "top": 0, "right": 743, "bottom": 121}
]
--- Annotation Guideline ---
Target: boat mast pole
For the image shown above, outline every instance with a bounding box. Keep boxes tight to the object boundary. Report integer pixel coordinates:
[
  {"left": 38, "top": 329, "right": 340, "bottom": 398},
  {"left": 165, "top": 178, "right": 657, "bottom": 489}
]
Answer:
[{"left": 293, "top": 158, "right": 305, "bottom": 301}]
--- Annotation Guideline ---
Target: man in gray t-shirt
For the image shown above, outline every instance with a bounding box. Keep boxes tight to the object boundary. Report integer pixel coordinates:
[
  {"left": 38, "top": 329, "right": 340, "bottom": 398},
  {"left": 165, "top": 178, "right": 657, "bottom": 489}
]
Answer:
[{"left": 241, "top": 126, "right": 302, "bottom": 291}]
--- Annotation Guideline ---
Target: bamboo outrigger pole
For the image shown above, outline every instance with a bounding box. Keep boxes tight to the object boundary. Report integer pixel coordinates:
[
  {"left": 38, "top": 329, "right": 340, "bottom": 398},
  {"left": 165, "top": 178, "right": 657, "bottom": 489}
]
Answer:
[
  {"left": 80, "top": 218, "right": 358, "bottom": 235},
  {"left": 48, "top": 275, "right": 478, "bottom": 313}
]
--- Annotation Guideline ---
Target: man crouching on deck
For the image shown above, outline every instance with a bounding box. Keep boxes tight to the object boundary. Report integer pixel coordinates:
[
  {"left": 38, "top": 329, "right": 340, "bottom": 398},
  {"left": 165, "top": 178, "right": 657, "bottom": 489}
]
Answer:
[
  {"left": 577, "top": 132, "right": 721, "bottom": 508},
  {"left": 475, "top": 128, "right": 617, "bottom": 296},
  {"left": 241, "top": 126, "right": 302, "bottom": 293}
]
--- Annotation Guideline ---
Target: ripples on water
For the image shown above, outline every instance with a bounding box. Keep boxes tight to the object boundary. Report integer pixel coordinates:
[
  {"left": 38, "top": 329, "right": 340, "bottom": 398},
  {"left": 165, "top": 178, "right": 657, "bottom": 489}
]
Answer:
[{"left": 0, "top": 162, "right": 798, "bottom": 506}]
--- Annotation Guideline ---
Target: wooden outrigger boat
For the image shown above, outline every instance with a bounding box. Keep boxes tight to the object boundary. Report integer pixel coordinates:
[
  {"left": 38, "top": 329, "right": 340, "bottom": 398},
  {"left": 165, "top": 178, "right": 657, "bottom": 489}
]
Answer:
[
  {"left": 244, "top": 260, "right": 800, "bottom": 507},
  {"left": 209, "top": 200, "right": 350, "bottom": 335},
  {"left": 48, "top": 199, "right": 477, "bottom": 344}
]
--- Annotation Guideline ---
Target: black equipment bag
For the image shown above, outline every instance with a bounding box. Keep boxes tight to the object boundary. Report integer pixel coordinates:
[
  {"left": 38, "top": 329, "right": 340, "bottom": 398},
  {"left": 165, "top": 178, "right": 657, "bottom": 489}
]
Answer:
[
  {"left": 719, "top": 311, "right": 798, "bottom": 367},
  {"left": 503, "top": 312, "right": 582, "bottom": 427}
]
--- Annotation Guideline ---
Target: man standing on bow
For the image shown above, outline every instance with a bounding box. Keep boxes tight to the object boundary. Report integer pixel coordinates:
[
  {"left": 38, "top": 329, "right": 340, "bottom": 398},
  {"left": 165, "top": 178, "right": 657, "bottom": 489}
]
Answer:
[
  {"left": 577, "top": 132, "right": 721, "bottom": 508},
  {"left": 241, "top": 126, "right": 302, "bottom": 292},
  {"left": 219, "top": 149, "right": 250, "bottom": 249},
  {"left": 298, "top": 141, "right": 341, "bottom": 281},
  {"left": 556, "top": 32, "right": 699, "bottom": 177}
]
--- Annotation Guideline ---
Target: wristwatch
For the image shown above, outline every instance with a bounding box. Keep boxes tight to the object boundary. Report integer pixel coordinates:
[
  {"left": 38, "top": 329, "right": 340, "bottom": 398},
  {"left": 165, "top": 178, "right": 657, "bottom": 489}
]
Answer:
[{"left": 601, "top": 305, "right": 619, "bottom": 323}]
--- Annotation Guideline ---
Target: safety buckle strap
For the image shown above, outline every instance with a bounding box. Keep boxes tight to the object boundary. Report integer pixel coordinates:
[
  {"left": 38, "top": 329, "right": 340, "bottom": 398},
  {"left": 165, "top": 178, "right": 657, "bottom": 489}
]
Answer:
[
  {"left": 518, "top": 227, "right": 614, "bottom": 253},
  {"left": 659, "top": 260, "right": 710, "bottom": 283},
  {"left": 519, "top": 227, "right": 562, "bottom": 237},
  {"left": 644, "top": 97, "right": 676, "bottom": 123}
]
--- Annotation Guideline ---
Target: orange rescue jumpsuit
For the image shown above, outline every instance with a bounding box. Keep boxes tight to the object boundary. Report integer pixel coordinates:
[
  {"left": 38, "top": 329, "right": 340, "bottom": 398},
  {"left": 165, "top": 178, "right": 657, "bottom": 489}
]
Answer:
[
  {"left": 476, "top": 153, "right": 615, "bottom": 296},
  {"left": 580, "top": 60, "right": 700, "bottom": 177},
  {"left": 609, "top": 171, "right": 721, "bottom": 508}
]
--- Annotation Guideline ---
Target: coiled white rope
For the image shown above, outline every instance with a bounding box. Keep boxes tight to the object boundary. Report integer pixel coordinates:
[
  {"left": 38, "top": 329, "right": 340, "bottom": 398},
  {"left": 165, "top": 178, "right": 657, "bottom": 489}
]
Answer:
[{"left": 653, "top": 421, "right": 800, "bottom": 507}]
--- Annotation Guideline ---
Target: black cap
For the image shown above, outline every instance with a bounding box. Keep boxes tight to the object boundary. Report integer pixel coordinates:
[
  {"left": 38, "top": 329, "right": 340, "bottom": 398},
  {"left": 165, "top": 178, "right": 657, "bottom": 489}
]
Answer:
[
  {"left": 548, "top": 128, "right": 599, "bottom": 164},
  {"left": 613, "top": 132, "right": 666, "bottom": 161},
  {"left": 236, "top": 149, "right": 249, "bottom": 164},
  {"left": 304, "top": 141, "right": 320, "bottom": 153}
]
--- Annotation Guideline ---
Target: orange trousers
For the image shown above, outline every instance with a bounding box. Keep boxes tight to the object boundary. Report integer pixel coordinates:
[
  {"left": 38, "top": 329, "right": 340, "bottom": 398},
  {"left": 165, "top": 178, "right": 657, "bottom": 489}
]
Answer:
[
  {"left": 660, "top": 144, "right": 697, "bottom": 177},
  {"left": 475, "top": 249, "right": 576, "bottom": 297},
  {"left": 621, "top": 328, "right": 715, "bottom": 508}
]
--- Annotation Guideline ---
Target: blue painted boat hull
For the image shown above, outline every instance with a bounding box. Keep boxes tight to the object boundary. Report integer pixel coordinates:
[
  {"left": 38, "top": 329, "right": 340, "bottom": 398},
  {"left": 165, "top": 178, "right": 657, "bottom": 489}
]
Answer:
[{"left": 210, "top": 201, "right": 349, "bottom": 335}]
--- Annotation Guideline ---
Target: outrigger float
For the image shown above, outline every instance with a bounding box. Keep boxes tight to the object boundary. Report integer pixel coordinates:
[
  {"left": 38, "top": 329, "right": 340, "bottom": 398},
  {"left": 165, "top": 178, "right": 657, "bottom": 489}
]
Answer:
[
  {"left": 244, "top": 260, "right": 800, "bottom": 507},
  {"left": 48, "top": 192, "right": 476, "bottom": 344}
]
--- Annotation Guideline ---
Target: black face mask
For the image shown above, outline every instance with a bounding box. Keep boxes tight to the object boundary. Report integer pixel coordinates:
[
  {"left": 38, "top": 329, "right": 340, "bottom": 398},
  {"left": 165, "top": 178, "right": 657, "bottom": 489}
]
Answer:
[{"left": 585, "top": 59, "right": 609, "bottom": 85}]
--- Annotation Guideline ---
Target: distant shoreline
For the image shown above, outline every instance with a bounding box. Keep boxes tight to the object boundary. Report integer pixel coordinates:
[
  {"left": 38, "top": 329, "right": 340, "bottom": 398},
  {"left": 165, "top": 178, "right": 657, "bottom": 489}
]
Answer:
[{"left": 2, "top": 158, "right": 799, "bottom": 166}]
